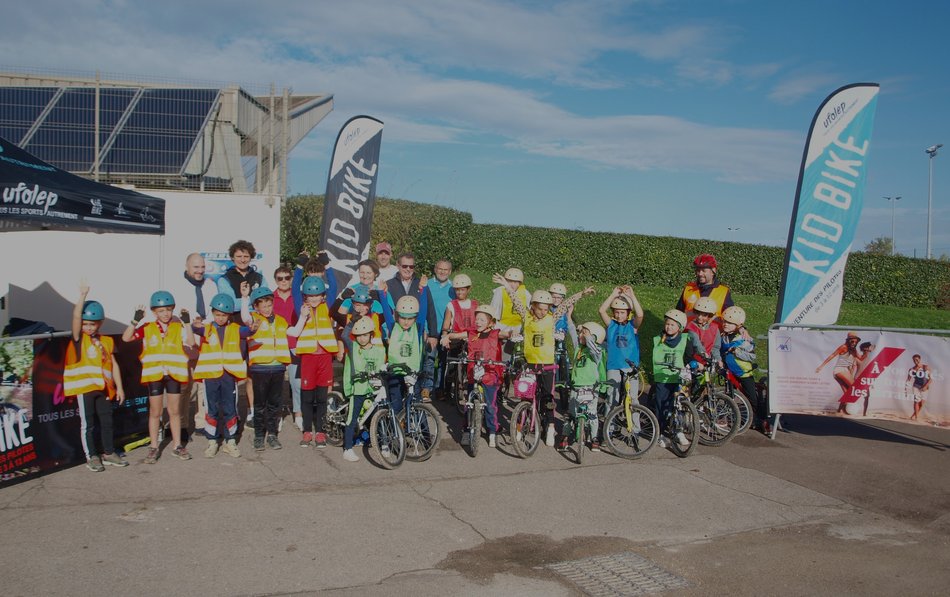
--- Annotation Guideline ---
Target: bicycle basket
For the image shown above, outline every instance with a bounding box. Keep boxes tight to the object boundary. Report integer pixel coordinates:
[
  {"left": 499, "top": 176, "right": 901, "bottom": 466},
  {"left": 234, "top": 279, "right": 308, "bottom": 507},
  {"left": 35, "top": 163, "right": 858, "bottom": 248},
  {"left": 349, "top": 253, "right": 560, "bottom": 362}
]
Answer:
[{"left": 514, "top": 371, "right": 537, "bottom": 399}]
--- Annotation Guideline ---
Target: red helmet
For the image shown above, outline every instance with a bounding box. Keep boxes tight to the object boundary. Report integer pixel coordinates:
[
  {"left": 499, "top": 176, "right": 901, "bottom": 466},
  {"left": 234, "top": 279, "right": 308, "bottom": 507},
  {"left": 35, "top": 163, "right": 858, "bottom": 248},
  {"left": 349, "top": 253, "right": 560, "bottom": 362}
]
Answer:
[{"left": 693, "top": 253, "right": 718, "bottom": 269}]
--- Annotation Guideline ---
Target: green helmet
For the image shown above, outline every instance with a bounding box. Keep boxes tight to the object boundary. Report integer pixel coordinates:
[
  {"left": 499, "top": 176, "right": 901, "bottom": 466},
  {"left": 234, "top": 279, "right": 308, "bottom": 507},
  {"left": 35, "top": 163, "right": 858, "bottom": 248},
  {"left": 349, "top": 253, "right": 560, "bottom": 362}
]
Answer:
[{"left": 210, "top": 293, "right": 235, "bottom": 314}]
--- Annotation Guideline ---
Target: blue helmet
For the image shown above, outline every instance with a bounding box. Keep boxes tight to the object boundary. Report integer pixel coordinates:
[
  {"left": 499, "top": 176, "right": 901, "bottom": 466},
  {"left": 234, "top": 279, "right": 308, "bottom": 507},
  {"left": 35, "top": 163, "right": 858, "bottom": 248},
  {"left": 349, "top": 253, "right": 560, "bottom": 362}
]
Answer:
[
  {"left": 210, "top": 293, "right": 235, "bottom": 314},
  {"left": 81, "top": 300, "right": 104, "bottom": 321},
  {"left": 250, "top": 287, "right": 273, "bottom": 304},
  {"left": 351, "top": 284, "right": 372, "bottom": 304},
  {"left": 150, "top": 290, "right": 175, "bottom": 308},
  {"left": 302, "top": 276, "right": 326, "bottom": 296}
]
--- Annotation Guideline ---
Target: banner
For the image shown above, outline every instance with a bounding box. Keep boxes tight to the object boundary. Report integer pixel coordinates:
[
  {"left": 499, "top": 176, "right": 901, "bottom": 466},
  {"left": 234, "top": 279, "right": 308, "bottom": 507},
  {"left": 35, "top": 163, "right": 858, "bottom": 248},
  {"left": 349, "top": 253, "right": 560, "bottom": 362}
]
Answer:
[
  {"left": 775, "top": 84, "right": 880, "bottom": 325},
  {"left": 0, "top": 136, "right": 165, "bottom": 235},
  {"left": 319, "top": 116, "right": 384, "bottom": 295},
  {"left": 768, "top": 328, "right": 950, "bottom": 427}
]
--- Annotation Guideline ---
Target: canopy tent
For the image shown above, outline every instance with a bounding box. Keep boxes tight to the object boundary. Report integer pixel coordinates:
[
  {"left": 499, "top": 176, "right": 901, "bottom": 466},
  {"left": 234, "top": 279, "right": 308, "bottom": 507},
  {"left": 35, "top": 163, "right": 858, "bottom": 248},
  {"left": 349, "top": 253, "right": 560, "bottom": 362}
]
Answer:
[{"left": 0, "top": 135, "right": 164, "bottom": 234}]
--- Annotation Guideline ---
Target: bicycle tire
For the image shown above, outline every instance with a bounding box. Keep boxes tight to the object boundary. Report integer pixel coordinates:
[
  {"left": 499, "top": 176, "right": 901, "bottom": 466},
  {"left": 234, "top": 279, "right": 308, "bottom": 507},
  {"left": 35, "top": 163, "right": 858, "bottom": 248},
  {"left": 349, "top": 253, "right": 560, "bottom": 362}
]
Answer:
[
  {"left": 403, "top": 402, "right": 442, "bottom": 462},
  {"left": 603, "top": 404, "right": 659, "bottom": 459},
  {"left": 469, "top": 397, "right": 482, "bottom": 458},
  {"left": 509, "top": 400, "right": 541, "bottom": 458},
  {"left": 637, "top": 368, "right": 649, "bottom": 400},
  {"left": 369, "top": 408, "right": 405, "bottom": 469},
  {"left": 697, "top": 391, "right": 740, "bottom": 447},
  {"left": 454, "top": 364, "right": 468, "bottom": 415},
  {"left": 731, "top": 389, "right": 753, "bottom": 434},
  {"left": 668, "top": 396, "right": 699, "bottom": 459},
  {"left": 576, "top": 416, "right": 585, "bottom": 464},
  {"left": 324, "top": 391, "right": 346, "bottom": 447}
]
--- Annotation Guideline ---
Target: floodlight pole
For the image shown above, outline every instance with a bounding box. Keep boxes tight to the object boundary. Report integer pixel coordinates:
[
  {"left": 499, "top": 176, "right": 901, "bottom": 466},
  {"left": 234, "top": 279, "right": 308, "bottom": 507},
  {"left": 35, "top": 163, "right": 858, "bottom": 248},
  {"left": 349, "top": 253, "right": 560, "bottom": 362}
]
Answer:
[
  {"left": 926, "top": 144, "right": 942, "bottom": 259},
  {"left": 884, "top": 196, "right": 900, "bottom": 255}
]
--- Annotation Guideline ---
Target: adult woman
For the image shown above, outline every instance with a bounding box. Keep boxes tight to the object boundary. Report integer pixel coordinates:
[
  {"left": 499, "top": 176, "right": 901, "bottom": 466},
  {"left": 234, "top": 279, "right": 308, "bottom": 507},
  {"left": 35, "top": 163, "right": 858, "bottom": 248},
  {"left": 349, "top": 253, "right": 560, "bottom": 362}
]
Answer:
[{"left": 816, "top": 332, "right": 873, "bottom": 413}]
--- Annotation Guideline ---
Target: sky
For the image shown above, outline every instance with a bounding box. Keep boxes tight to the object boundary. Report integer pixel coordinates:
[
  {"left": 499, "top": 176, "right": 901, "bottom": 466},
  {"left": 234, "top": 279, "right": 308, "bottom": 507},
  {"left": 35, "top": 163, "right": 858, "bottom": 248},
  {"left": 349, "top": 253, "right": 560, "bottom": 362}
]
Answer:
[{"left": 2, "top": 0, "right": 949, "bottom": 257}]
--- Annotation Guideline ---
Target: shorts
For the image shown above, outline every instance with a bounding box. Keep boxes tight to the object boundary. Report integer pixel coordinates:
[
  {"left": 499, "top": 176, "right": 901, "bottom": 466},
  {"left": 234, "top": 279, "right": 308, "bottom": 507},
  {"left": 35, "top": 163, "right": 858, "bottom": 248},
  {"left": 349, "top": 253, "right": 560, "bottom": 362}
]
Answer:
[
  {"left": 299, "top": 352, "right": 334, "bottom": 390},
  {"left": 913, "top": 387, "right": 926, "bottom": 403},
  {"left": 147, "top": 375, "right": 183, "bottom": 396}
]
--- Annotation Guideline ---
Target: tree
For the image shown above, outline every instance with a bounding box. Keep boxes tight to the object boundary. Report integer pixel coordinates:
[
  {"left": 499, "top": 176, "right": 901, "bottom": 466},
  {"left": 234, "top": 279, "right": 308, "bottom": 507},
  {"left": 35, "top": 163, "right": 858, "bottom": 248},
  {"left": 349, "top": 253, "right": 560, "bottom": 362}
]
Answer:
[{"left": 864, "top": 236, "right": 893, "bottom": 255}]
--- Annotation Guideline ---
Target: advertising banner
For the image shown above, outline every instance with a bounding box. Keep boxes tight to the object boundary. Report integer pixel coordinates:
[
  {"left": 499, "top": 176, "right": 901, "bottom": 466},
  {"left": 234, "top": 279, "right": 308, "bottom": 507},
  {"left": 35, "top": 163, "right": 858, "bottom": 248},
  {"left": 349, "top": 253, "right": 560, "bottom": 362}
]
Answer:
[
  {"left": 319, "top": 116, "right": 384, "bottom": 295},
  {"left": 775, "top": 84, "right": 880, "bottom": 325},
  {"left": 768, "top": 328, "right": 949, "bottom": 427}
]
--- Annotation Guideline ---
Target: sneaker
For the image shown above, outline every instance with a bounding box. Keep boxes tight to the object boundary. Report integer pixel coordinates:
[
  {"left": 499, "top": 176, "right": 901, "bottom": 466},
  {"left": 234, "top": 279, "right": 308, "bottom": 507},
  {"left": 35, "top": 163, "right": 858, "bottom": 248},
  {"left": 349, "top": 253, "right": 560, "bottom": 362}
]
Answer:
[
  {"left": 545, "top": 424, "right": 556, "bottom": 447},
  {"left": 86, "top": 455, "right": 104, "bottom": 472},
  {"left": 342, "top": 448, "right": 360, "bottom": 462},
  {"left": 294, "top": 415, "right": 303, "bottom": 431},
  {"left": 590, "top": 440, "right": 601, "bottom": 452},
  {"left": 173, "top": 445, "right": 192, "bottom": 460},
  {"left": 488, "top": 434, "right": 497, "bottom": 448},
  {"left": 420, "top": 388, "right": 431, "bottom": 403},
  {"left": 222, "top": 439, "right": 241, "bottom": 458},
  {"left": 314, "top": 432, "right": 327, "bottom": 448},
  {"left": 299, "top": 431, "right": 312, "bottom": 447},
  {"left": 144, "top": 447, "right": 160, "bottom": 464},
  {"left": 204, "top": 441, "right": 219, "bottom": 458},
  {"left": 267, "top": 435, "right": 283, "bottom": 450},
  {"left": 675, "top": 431, "right": 689, "bottom": 447},
  {"left": 253, "top": 436, "right": 265, "bottom": 451},
  {"left": 102, "top": 452, "right": 129, "bottom": 467},
  {"left": 657, "top": 437, "right": 669, "bottom": 449}
]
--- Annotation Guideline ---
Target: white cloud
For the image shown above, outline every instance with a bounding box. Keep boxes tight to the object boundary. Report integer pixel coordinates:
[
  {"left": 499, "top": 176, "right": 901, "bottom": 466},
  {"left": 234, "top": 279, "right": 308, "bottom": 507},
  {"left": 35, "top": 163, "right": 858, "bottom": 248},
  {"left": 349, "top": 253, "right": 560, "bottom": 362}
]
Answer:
[{"left": 768, "top": 73, "right": 839, "bottom": 105}]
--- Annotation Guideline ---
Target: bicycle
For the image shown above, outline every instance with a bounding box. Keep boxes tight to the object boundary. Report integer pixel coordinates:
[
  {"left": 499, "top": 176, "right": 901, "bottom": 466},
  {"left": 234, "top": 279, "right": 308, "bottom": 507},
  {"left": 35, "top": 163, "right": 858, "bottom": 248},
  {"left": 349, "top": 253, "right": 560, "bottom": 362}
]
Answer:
[
  {"left": 562, "top": 384, "right": 600, "bottom": 464},
  {"left": 448, "top": 355, "right": 507, "bottom": 457},
  {"left": 719, "top": 368, "right": 754, "bottom": 435},
  {"left": 652, "top": 364, "right": 700, "bottom": 458},
  {"left": 388, "top": 366, "right": 442, "bottom": 462},
  {"left": 507, "top": 361, "right": 544, "bottom": 458},
  {"left": 366, "top": 366, "right": 408, "bottom": 469},
  {"left": 602, "top": 364, "right": 659, "bottom": 460},
  {"left": 689, "top": 366, "right": 740, "bottom": 447},
  {"left": 323, "top": 390, "right": 348, "bottom": 447}
]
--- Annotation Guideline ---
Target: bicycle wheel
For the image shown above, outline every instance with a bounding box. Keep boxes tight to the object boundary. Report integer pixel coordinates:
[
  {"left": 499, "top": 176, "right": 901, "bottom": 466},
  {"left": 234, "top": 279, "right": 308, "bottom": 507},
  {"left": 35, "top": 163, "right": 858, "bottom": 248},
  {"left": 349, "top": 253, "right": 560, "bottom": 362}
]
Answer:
[
  {"left": 603, "top": 404, "right": 659, "bottom": 459},
  {"left": 324, "top": 391, "right": 347, "bottom": 447},
  {"left": 731, "top": 389, "right": 753, "bottom": 434},
  {"left": 668, "top": 396, "right": 699, "bottom": 459},
  {"left": 468, "top": 397, "right": 482, "bottom": 458},
  {"left": 369, "top": 408, "right": 405, "bottom": 469},
  {"left": 697, "top": 392, "right": 740, "bottom": 447},
  {"left": 576, "top": 416, "right": 585, "bottom": 465},
  {"left": 636, "top": 369, "right": 649, "bottom": 400},
  {"left": 453, "top": 364, "right": 468, "bottom": 415},
  {"left": 509, "top": 400, "right": 541, "bottom": 458},
  {"left": 403, "top": 402, "right": 442, "bottom": 462}
]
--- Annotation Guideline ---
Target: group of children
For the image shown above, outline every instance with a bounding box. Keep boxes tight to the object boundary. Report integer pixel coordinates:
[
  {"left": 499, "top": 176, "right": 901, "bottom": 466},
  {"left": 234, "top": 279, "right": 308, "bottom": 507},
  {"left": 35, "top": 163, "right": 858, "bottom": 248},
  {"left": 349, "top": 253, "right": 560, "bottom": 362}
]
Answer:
[{"left": 65, "top": 254, "right": 766, "bottom": 471}]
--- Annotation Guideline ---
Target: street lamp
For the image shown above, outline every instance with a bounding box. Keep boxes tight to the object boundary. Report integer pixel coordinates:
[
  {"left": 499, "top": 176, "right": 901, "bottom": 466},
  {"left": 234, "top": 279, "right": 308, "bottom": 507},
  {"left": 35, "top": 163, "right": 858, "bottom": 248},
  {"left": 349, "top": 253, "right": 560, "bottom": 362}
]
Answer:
[
  {"left": 884, "top": 196, "right": 901, "bottom": 255},
  {"left": 926, "top": 144, "right": 942, "bottom": 259}
]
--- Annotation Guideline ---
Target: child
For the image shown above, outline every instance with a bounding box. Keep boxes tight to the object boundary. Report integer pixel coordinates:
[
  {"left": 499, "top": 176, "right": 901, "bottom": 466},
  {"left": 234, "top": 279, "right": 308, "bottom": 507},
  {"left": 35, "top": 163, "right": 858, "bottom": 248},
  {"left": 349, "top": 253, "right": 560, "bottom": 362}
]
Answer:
[
  {"left": 339, "top": 285, "right": 387, "bottom": 346},
  {"left": 122, "top": 290, "right": 196, "bottom": 463},
  {"left": 598, "top": 286, "right": 645, "bottom": 414},
  {"left": 565, "top": 322, "right": 606, "bottom": 452},
  {"left": 64, "top": 283, "right": 127, "bottom": 471},
  {"left": 443, "top": 304, "right": 508, "bottom": 448},
  {"left": 496, "top": 273, "right": 594, "bottom": 448},
  {"left": 715, "top": 306, "right": 769, "bottom": 433},
  {"left": 192, "top": 293, "right": 249, "bottom": 458},
  {"left": 382, "top": 295, "right": 427, "bottom": 414},
  {"left": 440, "top": 274, "right": 478, "bottom": 399},
  {"left": 685, "top": 296, "right": 721, "bottom": 369},
  {"left": 549, "top": 282, "right": 577, "bottom": 410},
  {"left": 489, "top": 268, "right": 530, "bottom": 360},
  {"left": 241, "top": 286, "right": 292, "bottom": 450},
  {"left": 287, "top": 276, "right": 343, "bottom": 448},
  {"left": 340, "top": 316, "right": 387, "bottom": 462},
  {"left": 652, "top": 309, "right": 699, "bottom": 449}
]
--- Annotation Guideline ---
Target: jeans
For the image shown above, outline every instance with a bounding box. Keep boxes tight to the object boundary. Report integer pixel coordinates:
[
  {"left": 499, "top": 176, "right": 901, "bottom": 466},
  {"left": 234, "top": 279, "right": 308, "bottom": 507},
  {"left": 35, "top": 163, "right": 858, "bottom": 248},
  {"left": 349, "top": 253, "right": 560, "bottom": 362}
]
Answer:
[
  {"left": 422, "top": 343, "right": 438, "bottom": 392},
  {"left": 204, "top": 375, "right": 239, "bottom": 440},
  {"left": 252, "top": 369, "right": 285, "bottom": 437},
  {"left": 653, "top": 382, "right": 679, "bottom": 434},
  {"left": 386, "top": 373, "right": 421, "bottom": 414},
  {"left": 477, "top": 383, "right": 500, "bottom": 433},
  {"left": 344, "top": 394, "right": 372, "bottom": 450}
]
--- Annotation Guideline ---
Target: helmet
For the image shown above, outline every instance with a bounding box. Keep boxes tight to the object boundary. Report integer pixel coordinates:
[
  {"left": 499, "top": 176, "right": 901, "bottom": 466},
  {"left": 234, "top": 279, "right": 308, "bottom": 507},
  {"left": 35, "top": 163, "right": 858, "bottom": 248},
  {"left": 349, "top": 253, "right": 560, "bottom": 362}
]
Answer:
[
  {"left": 210, "top": 293, "right": 235, "bottom": 314},
  {"left": 531, "top": 290, "right": 553, "bottom": 305},
  {"left": 693, "top": 253, "right": 718, "bottom": 270},
  {"left": 475, "top": 304, "right": 497, "bottom": 320},
  {"left": 395, "top": 295, "right": 419, "bottom": 317},
  {"left": 664, "top": 309, "right": 688, "bottom": 330},
  {"left": 150, "top": 290, "right": 175, "bottom": 308},
  {"left": 250, "top": 287, "right": 273, "bottom": 304},
  {"left": 81, "top": 300, "right": 104, "bottom": 321},
  {"left": 351, "top": 317, "right": 376, "bottom": 336},
  {"left": 549, "top": 283, "right": 567, "bottom": 296},
  {"left": 579, "top": 322, "right": 606, "bottom": 344},
  {"left": 503, "top": 268, "right": 524, "bottom": 282},
  {"left": 693, "top": 296, "right": 718, "bottom": 315},
  {"left": 301, "top": 276, "right": 326, "bottom": 296},
  {"left": 452, "top": 274, "right": 472, "bottom": 289},
  {"left": 610, "top": 297, "right": 631, "bottom": 310},
  {"left": 351, "top": 289, "right": 372, "bottom": 304},
  {"left": 721, "top": 306, "right": 746, "bottom": 326}
]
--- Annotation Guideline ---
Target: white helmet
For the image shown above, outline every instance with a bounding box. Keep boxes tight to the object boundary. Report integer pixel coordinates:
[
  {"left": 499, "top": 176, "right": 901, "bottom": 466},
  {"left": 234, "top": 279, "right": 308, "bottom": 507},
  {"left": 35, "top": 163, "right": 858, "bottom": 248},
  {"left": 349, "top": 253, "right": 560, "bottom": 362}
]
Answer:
[
  {"left": 664, "top": 309, "right": 688, "bottom": 330},
  {"left": 475, "top": 304, "right": 497, "bottom": 320},
  {"left": 351, "top": 317, "right": 376, "bottom": 336},
  {"left": 531, "top": 290, "right": 553, "bottom": 305},
  {"left": 503, "top": 268, "right": 524, "bottom": 282},
  {"left": 579, "top": 322, "right": 606, "bottom": 344},
  {"left": 722, "top": 306, "right": 746, "bottom": 326},
  {"left": 395, "top": 295, "right": 420, "bottom": 317},
  {"left": 693, "top": 296, "right": 718, "bottom": 315},
  {"left": 610, "top": 297, "right": 631, "bottom": 310},
  {"left": 452, "top": 274, "right": 472, "bottom": 289},
  {"left": 548, "top": 283, "right": 567, "bottom": 296}
]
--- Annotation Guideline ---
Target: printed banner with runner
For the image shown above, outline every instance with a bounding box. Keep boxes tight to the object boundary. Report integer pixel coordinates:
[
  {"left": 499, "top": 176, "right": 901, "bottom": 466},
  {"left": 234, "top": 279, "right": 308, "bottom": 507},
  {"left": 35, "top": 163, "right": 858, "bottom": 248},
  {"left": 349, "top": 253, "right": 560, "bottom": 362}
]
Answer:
[
  {"left": 775, "top": 84, "right": 880, "bottom": 325},
  {"left": 319, "top": 116, "right": 384, "bottom": 296},
  {"left": 768, "top": 328, "right": 949, "bottom": 427}
]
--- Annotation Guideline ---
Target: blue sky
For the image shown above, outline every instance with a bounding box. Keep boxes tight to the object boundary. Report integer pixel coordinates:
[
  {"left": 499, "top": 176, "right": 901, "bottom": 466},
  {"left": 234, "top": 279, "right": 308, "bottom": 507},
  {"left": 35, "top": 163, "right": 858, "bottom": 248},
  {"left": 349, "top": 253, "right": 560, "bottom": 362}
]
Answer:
[{"left": 3, "top": 0, "right": 948, "bottom": 256}]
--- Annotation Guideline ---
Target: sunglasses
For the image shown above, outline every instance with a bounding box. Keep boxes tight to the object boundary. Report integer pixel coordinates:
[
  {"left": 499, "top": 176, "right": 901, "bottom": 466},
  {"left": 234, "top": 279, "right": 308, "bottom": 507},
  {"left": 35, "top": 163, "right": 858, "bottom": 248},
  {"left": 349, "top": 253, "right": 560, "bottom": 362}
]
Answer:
[
  {"left": 400, "top": 264, "right": 415, "bottom": 269},
  {"left": 276, "top": 275, "right": 291, "bottom": 281}
]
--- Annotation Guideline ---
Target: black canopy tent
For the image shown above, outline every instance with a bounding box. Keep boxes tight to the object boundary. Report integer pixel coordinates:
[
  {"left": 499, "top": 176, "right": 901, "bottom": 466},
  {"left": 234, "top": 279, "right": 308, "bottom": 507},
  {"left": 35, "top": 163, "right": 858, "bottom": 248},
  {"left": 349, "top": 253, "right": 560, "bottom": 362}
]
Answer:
[{"left": 0, "top": 135, "right": 165, "bottom": 234}]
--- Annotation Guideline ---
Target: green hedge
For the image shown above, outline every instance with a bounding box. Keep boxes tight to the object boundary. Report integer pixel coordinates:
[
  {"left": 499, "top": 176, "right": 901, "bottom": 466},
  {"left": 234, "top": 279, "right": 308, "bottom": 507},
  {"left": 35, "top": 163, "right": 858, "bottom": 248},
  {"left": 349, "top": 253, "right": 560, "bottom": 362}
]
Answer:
[{"left": 281, "top": 196, "right": 950, "bottom": 309}]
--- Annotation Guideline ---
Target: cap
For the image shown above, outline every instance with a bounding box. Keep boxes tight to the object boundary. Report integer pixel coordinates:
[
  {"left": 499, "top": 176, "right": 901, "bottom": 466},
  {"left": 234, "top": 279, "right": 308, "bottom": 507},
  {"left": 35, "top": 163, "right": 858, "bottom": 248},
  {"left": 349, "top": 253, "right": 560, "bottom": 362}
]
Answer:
[{"left": 375, "top": 242, "right": 392, "bottom": 255}]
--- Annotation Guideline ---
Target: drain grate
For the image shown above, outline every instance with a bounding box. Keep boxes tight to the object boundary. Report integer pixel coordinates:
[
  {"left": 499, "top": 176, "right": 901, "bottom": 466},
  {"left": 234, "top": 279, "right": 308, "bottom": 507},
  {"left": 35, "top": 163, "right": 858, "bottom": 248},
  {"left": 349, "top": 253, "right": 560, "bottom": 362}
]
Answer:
[{"left": 546, "top": 551, "right": 690, "bottom": 596}]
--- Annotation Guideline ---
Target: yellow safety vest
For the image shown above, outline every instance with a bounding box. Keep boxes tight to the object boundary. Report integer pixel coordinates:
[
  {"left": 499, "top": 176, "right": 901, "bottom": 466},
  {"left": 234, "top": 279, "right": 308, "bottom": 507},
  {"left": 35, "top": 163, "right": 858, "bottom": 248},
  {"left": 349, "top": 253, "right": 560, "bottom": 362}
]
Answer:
[
  {"left": 295, "top": 303, "right": 339, "bottom": 354},
  {"left": 63, "top": 334, "right": 117, "bottom": 398},
  {"left": 523, "top": 313, "right": 555, "bottom": 365},
  {"left": 500, "top": 285, "right": 529, "bottom": 329},
  {"left": 248, "top": 313, "right": 291, "bottom": 365},
  {"left": 194, "top": 323, "right": 248, "bottom": 380},
  {"left": 140, "top": 321, "right": 190, "bottom": 383},
  {"left": 681, "top": 282, "right": 730, "bottom": 317}
]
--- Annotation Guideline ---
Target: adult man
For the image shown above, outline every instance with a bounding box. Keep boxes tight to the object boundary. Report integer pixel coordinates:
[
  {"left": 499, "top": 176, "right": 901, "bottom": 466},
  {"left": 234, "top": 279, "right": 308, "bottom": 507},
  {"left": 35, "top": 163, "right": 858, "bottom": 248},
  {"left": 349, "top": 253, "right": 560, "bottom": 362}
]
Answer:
[
  {"left": 425, "top": 259, "right": 455, "bottom": 399},
  {"left": 386, "top": 252, "right": 437, "bottom": 399},
  {"left": 676, "top": 253, "right": 734, "bottom": 319},
  {"left": 374, "top": 242, "right": 399, "bottom": 282},
  {"left": 173, "top": 253, "right": 217, "bottom": 434}
]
